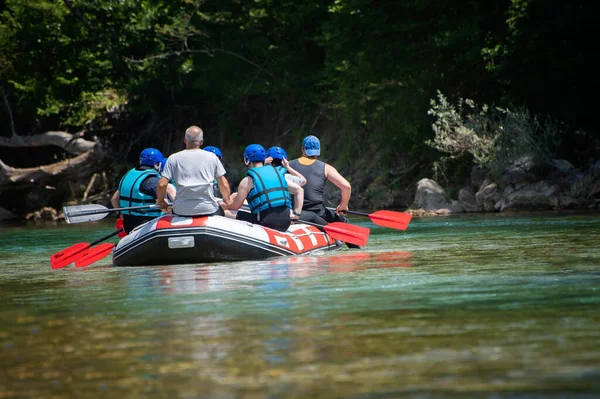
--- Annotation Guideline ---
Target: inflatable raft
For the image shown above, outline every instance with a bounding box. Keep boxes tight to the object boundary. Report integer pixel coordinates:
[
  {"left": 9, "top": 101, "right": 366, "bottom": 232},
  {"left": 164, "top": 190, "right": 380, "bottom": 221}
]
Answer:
[{"left": 113, "top": 214, "right": 341, "bottom": 266}]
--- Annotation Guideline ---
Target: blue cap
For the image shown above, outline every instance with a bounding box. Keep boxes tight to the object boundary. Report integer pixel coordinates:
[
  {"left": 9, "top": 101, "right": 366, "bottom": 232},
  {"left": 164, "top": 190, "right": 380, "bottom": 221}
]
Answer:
[{"left": 302, "top": 135, "right": 320, "bottom": 156}]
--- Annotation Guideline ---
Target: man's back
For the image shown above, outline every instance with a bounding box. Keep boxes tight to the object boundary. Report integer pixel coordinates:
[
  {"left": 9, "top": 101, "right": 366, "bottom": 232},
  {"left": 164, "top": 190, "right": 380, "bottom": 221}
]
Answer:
[
  {"left": 289, "top": 157, "right": 326, "bottom": 210},
  {"left": 162, "top": 149, "right": 226, "bottom": 216}
]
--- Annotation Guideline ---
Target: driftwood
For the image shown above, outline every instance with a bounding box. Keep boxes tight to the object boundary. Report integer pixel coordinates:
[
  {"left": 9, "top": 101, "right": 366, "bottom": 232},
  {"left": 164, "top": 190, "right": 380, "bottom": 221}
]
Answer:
[
  {"left": 82, "top": 173, "right": 98, "bottom": 201},
  {"left": 0, "top": 144, "right": 104, "bottom": 191},
  {"left": 0, "top": 131, "right": 96, "bottom": 155}
]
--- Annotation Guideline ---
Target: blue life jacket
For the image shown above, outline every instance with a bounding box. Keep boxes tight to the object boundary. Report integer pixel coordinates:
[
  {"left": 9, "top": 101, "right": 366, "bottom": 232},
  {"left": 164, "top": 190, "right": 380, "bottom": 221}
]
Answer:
[
  {"left": 118, "top": 168, "right": 163, "bottom": 217},
  {"left": 246, "top": 165, "right": 292, "bottom": 213},
  {"left": 212, "top": 178, "right": 219, "bottom": 197}
]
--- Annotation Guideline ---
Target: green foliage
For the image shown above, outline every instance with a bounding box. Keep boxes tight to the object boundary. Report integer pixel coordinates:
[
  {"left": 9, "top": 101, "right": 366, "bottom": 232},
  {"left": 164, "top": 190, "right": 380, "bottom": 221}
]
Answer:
[
  {"left": 427, "top": 91, "right": 566, "bottom": 173},
  {"left": 0, "top": 0, "right": 594, "bottom": 187}
]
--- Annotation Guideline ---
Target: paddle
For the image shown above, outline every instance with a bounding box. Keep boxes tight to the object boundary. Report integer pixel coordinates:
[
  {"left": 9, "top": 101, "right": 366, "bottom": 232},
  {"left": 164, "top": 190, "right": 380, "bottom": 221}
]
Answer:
[
  {"left": 50, "top": 228, "right": 124, "bottom": 269},
  {"left": 327, "top": 208, "right": 412, "bottom": 231},
  {"left": 234, "top": 207, "right": 369, "bottom": 247},
  {"left": 63, "top": 204, "right": 159, "bottom": 224},
  {"left": 299, "top": 220, "right": 370, "bottom": 247},
  {"left": 75, "top": 243, "right": 116, "bottom": 268}
]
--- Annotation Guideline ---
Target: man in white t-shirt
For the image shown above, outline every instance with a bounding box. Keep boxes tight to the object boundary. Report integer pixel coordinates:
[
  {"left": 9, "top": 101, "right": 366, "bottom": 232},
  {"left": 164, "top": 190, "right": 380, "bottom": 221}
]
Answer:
[{"left": 156, "top": 126, "right": 231, "bottom": 216}]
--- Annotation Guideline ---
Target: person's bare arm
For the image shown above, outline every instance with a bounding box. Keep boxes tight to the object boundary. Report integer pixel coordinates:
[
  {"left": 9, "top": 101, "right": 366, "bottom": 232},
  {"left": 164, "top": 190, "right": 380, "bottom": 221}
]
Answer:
[
  {"left": 282, "top": 157, "right": 307, "bottom": 186},
  {"left": 111, "top": 190, "right": 120, "bottom": 209},
  {"left": 286, "top": 181, "right": 304, "bottom": 217},
  {"left": 216, "top": 175, "right": 231, "bottom": 206},
  {"left": 226, "top": 177, "right": 251, "bottom": 211},
  {"left": 156, "top": 177, "right": 170, "bottom": 210},
  {"left": 324, "top": 164, "right": 351, "bottom": 212},
  {"left": 166, "top": 183, "right": 177, "bottom": 202}
]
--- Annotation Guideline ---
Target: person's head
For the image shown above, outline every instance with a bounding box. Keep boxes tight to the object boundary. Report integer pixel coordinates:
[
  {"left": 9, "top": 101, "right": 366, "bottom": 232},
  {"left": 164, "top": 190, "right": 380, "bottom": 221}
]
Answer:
[
  {"left": 184, "top": 126, "right": 203, "bottom": 148},
  {"left": 204, "top": 146, "right": 223, "bottom": 160},
  {"left": 243, "top": 144, "right": 266, "bottom": 166},
  {"left": 139, "top": 148, "right": 165, "bottom": 171},
  {"left": 302, "top": 135, "right": 320, "bottom": 157},
  {"left": 266, "top": 146, "right": 287, "bottom": 167}
]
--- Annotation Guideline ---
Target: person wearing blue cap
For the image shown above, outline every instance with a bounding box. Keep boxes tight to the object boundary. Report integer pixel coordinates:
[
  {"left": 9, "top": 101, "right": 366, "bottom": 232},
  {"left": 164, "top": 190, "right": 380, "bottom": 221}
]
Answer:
[
  {"left": 157, "top": 126, "right": 231, "bottom": 216},
  {"left": 111, "top": 148, "right": 177, "bottom": 233},
  {"left": 289, "top": 135, "right": 352, "bottom": 226}
]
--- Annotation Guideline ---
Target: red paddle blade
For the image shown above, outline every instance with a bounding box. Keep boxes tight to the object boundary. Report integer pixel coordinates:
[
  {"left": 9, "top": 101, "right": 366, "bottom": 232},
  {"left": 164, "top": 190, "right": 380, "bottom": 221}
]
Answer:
[
  {"left": 116, "top": 217, "right": 127, "bottom": 238},
  {"left": 323, "top": 222, "right": 370, "bottom": 247},
  {"left": 368, "top": 210, "right": 412, "bottom": 231},
  {"left": 50, "top": 242, "right": 91, "bottom": 269},
  {"left": 75, "top": 243, "right": 115, "bottom": 268}
]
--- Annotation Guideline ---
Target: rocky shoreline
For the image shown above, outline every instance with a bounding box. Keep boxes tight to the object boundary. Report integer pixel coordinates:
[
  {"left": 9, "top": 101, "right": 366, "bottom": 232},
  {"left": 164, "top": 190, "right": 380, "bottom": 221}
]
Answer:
[
  {"left": 4, "top": 158, "right": 600, "bottom": 223},
  {"left": 409, "top": 159, "right": 600, "bottom": 216}
]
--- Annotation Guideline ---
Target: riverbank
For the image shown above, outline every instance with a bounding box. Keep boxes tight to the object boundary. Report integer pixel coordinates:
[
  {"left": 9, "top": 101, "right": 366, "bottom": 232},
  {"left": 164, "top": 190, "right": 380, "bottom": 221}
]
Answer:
[
  {"left": 4, "top": 156, "right": 599, "bottom": 223},
  {"left": 395, "top": 159, "right": 600, "bottom": 217}
]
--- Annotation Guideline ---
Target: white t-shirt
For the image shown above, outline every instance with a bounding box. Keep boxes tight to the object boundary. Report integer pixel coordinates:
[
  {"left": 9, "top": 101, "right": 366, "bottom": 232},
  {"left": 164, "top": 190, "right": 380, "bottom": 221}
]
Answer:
[{"left": 162, "top": 149, "right": 226, "bottom": 215}]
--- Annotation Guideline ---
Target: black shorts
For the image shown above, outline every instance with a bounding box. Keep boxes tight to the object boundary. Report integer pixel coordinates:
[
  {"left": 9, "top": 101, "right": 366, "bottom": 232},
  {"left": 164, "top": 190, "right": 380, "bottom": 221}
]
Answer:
[
  {"left": 236, "top": 205, "right": 291, "bottom": 232},
  {"left": 301, "top": 206, "right": 348, "bottom": 225}
]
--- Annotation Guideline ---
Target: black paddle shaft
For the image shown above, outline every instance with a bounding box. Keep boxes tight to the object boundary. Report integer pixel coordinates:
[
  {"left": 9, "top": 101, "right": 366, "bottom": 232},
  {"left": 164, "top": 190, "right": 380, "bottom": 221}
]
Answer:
[
  {"left": 90, "top": 228, "right": 124, "bottom": 246},
  {"left": 325, "top": 207, "right": 369, "bottom": 217},
  {"left": 71, "top": 205, "right": 159, "bottom": 217}
]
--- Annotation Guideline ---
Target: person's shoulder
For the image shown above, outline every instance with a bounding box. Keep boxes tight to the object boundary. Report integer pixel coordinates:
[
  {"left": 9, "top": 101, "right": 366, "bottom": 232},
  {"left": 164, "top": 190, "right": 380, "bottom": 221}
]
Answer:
[{"left": 200, "top": 150, "right": 220, "bottom": 161}]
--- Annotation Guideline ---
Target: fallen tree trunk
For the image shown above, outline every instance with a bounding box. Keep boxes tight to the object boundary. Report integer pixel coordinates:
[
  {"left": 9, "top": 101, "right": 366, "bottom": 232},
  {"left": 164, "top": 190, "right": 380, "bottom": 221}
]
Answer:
[
  {"left": 0, "top": 144, "right": 104, "bottom": 191},
  {"left": 0, "top": 131, "right": 96, "bottom": 154}
]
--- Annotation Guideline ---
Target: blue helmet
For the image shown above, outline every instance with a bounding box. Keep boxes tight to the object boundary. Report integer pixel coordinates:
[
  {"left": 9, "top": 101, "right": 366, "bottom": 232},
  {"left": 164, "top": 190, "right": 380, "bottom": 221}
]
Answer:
[
  {"left": 160, "top": 157, "right": 168, "bottom": 172},
  {"left": 266, "top": 146, "right": 287, "bottom": 161},
  {"left": 243, "top": 144, "right": 266, "bottom": 163},
  {"left": 204, "top": 146, "right": 223, "bottom": 159},
  {"left": 139, "top": 148, "right": 165, "bottom": 168}
]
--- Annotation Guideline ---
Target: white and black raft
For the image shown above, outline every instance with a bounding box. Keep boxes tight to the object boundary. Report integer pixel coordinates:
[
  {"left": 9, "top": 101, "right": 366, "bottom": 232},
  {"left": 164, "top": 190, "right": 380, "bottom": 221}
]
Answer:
[
  {"left": 113, "top": 214, "right": 350, "bottom": 266},
  {"left": 51, "top": 203, "right": 411, "bottom": 268}
]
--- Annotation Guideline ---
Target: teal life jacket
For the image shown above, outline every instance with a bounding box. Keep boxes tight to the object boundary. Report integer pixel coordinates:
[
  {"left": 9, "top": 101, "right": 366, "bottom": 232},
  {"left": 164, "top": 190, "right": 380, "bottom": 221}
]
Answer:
[
  {"left": 212, "top": 178, "right": 219, "bottom": 197},
  {"left": 246, "top": 165, "right": 292, "bottom": 214},
  {"left": 274, "top": 165, "right": 287, "bottom": 175},
  {"left": 118, "top": 168, "right": 163, "bottom": 217}
]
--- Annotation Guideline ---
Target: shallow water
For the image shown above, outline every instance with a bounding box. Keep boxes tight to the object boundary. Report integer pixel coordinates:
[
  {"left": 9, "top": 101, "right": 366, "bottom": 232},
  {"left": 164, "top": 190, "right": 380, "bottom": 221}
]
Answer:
[{"left": 1, "top": 213, "right": 599, "bottom": 398}]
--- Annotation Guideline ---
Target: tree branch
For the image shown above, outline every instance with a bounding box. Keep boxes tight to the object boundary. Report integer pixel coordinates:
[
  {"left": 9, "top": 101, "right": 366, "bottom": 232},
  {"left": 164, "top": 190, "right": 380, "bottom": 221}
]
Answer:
[
  {"left": 1, "top": 86, "right": 17, "bottom": 137},
  {"left": 0, "top": 147, "right": 104, "bottom": 191},
  {"left": 0, "top": 131, "right": 96, "bottom": 155},
  {"left": 124, "top": 48, "right": 274, "bottom": 77}
]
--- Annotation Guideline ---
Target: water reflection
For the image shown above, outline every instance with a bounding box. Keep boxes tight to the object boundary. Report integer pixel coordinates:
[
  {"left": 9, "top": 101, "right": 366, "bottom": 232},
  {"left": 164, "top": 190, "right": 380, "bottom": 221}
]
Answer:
[{"left": 146, "top": 251, "right": 413, "bottom": 295}]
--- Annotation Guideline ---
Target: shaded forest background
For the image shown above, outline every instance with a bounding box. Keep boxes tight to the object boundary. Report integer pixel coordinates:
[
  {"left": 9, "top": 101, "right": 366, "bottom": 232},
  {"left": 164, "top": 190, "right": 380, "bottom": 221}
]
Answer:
[{"left": 0, "top": 0, "right": 598, "bottom": 219}]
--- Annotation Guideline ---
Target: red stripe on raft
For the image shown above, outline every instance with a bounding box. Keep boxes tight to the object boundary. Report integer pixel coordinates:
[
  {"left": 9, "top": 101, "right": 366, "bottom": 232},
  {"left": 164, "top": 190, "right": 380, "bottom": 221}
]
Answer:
[{"left": 155, "top": 215, "right": 209, "bottom": 229}]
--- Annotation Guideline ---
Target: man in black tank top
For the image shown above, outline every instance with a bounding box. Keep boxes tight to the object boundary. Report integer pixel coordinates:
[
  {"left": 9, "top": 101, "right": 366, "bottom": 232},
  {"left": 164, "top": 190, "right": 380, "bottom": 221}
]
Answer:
[{"left": 289, "top": 135, "right": 353, "bottom": 227}]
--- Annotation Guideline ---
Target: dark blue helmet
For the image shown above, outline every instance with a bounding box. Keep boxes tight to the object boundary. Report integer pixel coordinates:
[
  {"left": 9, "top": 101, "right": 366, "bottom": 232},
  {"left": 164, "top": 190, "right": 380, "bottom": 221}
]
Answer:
[
  {"left": 266, "top": 146, "right": 287, "bottom": 161},
  {"left": 243, "top": 144, "right": 266, "bottom": 163},
  {"left": 139, "top": 148, "right": 165, "bottom": 168},
  {"left": 204, "top": 146, "right": 223, "bottom": 159}
]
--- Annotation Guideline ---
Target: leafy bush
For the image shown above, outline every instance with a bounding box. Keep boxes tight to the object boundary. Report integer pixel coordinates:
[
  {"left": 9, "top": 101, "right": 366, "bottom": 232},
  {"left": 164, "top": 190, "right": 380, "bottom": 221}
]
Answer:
[{"left": 426, "top": 90, "right": 566, "bottom": 173}]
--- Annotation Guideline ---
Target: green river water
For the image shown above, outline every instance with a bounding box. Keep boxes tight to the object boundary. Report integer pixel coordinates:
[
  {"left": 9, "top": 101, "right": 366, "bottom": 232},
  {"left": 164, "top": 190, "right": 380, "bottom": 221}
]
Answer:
[{"left": 1, "top": 213, "right": 599, "bottom": 398}]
